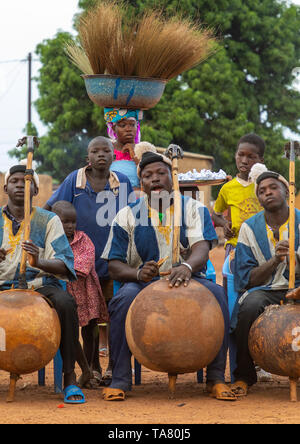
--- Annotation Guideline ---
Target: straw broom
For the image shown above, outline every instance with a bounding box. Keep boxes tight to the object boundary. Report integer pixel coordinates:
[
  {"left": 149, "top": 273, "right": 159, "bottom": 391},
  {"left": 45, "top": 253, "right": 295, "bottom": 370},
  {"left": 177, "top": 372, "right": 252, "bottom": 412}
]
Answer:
[{"left": 66, "top": 0, "right": 217, "bottom": 79}]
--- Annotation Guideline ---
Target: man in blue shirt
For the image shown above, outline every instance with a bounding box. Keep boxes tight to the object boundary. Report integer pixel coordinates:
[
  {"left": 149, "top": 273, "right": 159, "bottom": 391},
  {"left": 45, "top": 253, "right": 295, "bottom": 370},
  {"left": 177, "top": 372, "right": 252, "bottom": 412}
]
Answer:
[
  {"left": 44, "top": 136, "right": 134, "bottom": 385},
  {"left": 44, "top": 136, "right": 134, "bottom": 281}
]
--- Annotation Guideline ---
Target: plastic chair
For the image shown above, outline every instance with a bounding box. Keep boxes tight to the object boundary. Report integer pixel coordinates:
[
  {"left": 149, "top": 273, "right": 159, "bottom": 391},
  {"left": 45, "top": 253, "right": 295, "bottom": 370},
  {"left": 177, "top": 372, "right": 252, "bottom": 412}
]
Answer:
[
  {"left": 38, "top": 349, "right": 63, "bottom": 393},
  {"left": 222, "top": 254, "right": 238, "bottom": 382},
  {"left": 205, "top": 259, "right": 216, "bottom": 283}
]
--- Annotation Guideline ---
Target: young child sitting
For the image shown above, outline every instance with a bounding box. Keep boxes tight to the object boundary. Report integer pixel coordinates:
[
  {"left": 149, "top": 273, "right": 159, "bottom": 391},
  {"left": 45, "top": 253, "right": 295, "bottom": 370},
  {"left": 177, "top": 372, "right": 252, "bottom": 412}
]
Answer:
[
  {"left": 212, "top": 133, "right": 265, "bottom": 258},
  {"left": 52, "top": 200, "right": 109, "bottom": 387}
]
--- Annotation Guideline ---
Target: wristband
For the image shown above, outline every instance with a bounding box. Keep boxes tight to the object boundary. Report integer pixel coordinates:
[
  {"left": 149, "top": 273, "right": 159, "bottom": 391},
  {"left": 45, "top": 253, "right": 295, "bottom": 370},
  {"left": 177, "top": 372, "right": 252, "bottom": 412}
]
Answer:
[
  {"left": 181, "top": 262, "right": 193, "bottom": 273},
  {"left": 137, "top": 268, "right": 143, "bottom": 281}
]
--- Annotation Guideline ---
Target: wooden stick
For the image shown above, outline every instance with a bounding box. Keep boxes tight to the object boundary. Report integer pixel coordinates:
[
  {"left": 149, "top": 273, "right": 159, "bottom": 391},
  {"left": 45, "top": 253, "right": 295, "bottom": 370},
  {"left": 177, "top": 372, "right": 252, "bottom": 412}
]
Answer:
[
  {"left": 172, "top": 156, "right": 181, "bottom": 264},
  {"left": 289, "top": 141, "right": 296, "bottom": 290},
  {"left": 6, "top": 373, "right": 20, "bottom": 403},
  {"left": 168, "top": 373, "right": 177, "bottom": 399},
  {"left": 19, "top": 150, "right": 33, "bottom": 276},
  {"left": 289, "top": 377, "right": 298, "bottom": 402},
  {"left": 157, "top": 256, "right": 169, "bottom": 268}
]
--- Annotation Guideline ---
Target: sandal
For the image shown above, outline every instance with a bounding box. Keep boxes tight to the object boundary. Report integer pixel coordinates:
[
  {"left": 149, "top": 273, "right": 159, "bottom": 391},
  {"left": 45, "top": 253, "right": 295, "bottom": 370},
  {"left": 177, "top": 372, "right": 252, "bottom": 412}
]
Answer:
[
  {"left": 230, "top": 380, "right": 248, "bottom": 397},
  {"left": 206, "top": 381, "right": 237, "bottom": 401},
  {"left": 63, "top": 385, "right": 86, "bottom": 404},
  {"left": 102, "top": 387, "right": 125, "bottom": 401}
]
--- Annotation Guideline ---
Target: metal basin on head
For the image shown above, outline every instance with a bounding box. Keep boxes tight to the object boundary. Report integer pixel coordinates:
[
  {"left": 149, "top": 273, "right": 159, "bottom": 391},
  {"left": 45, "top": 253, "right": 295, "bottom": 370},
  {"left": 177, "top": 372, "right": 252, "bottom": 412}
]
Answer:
[{"left": 82, "top": 74, "right": 167, "bottom": 110}]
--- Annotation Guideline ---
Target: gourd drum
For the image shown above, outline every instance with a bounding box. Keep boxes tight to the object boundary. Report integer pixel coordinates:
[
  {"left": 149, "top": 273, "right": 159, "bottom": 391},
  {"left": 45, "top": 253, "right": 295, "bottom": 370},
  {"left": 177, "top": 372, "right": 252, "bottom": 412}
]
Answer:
[
  {"left": 0, "top": 289, "right": 61, "bottom": 375},
  {"left": 125, "top": 279, "right": 224, "bottom": 376},
  {"left": 249, "top": 304, "right": 300, "bottom": 401},
  {"left": 249, "top": 304, "right": 300, "bottom": 379}
]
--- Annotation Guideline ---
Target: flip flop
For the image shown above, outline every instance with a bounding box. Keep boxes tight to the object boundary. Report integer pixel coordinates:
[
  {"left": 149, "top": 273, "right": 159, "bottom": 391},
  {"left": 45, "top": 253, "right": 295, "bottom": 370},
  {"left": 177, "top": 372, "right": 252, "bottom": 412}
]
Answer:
[
  {"left": 207, "top": 382, "right": 237, "bottom": 401},
  {"left": 102, "top": 387, "right": 125, "bottom": 401},
  {"left": 230, "top": 380, "right": 248, "bottom": 397},
  {"left": 63, "top": 385, "right": 86, "bottom": 404}
]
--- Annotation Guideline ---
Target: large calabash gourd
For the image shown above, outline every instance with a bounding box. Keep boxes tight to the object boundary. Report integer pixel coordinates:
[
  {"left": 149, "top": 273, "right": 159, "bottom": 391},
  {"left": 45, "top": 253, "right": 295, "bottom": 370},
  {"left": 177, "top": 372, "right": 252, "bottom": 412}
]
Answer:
[
  {"left": 125, "top": 279, "right": 224, "bottom": 395},
  {"left": 0, "top": 289, "right": 61, "bottom": 401},
  {"left": 249, "top": 303, "right": 300, "bottom": 401}
]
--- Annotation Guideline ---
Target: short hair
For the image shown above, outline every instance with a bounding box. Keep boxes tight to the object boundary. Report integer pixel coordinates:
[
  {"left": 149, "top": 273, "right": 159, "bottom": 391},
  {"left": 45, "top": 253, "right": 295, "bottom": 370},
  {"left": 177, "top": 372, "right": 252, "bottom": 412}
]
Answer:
[
  {"left": 237, "top": 133, "right": 265, "bottom": 158},
  {"left": 87, "top": 136, "right": 113, "bottom": 152},
  {"left": 52, "top": 200, "right": 76, "bottom": 216}
]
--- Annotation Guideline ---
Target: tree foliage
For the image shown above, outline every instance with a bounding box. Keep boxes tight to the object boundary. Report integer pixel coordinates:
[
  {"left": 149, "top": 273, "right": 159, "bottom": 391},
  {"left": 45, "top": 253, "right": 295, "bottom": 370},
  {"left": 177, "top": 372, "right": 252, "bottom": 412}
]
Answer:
[{"left": 14, "top": 0, "right": 300, "bottom": 190}]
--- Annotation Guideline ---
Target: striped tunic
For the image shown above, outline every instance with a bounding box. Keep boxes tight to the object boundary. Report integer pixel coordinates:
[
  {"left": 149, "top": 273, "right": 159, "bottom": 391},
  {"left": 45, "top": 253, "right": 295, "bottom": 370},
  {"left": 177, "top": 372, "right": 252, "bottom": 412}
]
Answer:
[
  {"left": 0, "top": 207, "right": 76, "bottom": 290},
  {"left": 234, "top": 209, "right": 300, "bottom": 304},
  {"left": 102, "top": 195, "right": 217, "bottom": 276}
]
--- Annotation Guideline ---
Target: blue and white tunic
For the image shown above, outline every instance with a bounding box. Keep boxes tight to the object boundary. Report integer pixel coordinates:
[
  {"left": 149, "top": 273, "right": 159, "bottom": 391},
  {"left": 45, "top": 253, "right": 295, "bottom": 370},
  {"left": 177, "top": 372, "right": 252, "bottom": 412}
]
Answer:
[
  {"left": 102, "top": 195, "right": 218, "bottom": 276},
  {"left": 47, "top": 167, "right": 134, "bottom": 280},
  {"left": 0, "top": 207, "right": 76, "bottom": 290},
  {"left": 231, "top": 209, "right": 300, "bottom": 330}
]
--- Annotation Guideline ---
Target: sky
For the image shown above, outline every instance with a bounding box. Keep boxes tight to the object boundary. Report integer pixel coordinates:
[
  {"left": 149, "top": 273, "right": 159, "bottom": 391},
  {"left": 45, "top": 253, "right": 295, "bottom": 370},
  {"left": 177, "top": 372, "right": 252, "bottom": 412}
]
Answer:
[
  {"left": 0, "top": 0, "right": 299, "bottom": 173},
  {"left": 0, "top": 0, "right": 79, "bottom": 172}
]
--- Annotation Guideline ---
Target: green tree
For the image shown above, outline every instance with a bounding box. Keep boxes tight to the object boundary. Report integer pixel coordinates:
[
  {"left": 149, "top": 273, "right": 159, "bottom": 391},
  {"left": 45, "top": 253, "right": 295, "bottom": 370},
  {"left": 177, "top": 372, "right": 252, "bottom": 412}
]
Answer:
[{"left": 14, "top": 0, "right": 300, "bottom": 190}]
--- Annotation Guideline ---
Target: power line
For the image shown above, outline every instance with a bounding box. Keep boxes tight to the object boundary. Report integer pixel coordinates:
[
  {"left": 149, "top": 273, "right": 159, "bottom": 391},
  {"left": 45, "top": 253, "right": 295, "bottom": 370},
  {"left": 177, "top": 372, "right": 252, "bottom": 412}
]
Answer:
[
  {"left": 0, "top": 58, "right": 39, "bottom": 64},
  {"left": 0, "top": 62, "right": 25, "bottom": 104}
]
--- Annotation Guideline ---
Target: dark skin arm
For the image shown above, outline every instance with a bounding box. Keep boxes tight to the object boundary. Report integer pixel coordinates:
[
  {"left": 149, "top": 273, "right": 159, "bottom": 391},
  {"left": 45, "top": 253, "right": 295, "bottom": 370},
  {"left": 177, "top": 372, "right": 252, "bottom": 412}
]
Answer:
[
  {"left": 248, "top": 240, "right": 289, "bottom": 288},
  {"left": 108, "top": 240, "right": 210, "bottom": 288},
  {"left": 108, "top": 260, "right": 159, "bottom": 283},
  {"left": 21, "top": 240, "right": 69, "bottom": 276},
  {"left": 43, "top": 203, "right": 51, "bottom": 211},
  {"left": 211, "top": 211, "right": 235, "bottom": 239}
]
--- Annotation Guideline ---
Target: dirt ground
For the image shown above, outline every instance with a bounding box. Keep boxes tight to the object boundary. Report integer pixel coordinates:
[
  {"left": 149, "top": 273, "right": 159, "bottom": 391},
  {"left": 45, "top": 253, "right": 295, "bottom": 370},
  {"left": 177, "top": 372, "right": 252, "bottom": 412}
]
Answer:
[{"left": 0, "top": 246, "right": 300, "bottom": 425}]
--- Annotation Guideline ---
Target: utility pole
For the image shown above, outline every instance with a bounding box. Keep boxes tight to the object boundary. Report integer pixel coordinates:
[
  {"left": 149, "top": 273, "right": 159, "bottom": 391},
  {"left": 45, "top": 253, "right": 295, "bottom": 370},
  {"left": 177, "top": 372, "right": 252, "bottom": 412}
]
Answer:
[{"left": 27, "top": 52, "right": 32, "bottom": 126}]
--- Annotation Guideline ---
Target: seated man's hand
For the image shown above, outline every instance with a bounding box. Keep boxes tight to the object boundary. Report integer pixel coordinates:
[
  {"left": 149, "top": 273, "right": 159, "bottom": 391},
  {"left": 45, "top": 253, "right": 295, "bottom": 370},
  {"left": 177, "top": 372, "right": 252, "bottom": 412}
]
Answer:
[
  {"left": 21, "top": 240, "right": 40, "bottom": 268},
  {"left": 139, "top": 261, "right": 159, "bottom": 282},
  {"left": 275, "top": 240, "right": 289, "bottom": 263},
  {"left": 166, "top": 265, "right": 192, "bottom": 288},
  {"left": 0, "top": 248, "right": 8, "bottom": 263},
  {"left": 223, "top": 222, "right": 235, "bottom": 239},
  {"left": 286, "top": 286, "right": 300, "bottom": 300}
]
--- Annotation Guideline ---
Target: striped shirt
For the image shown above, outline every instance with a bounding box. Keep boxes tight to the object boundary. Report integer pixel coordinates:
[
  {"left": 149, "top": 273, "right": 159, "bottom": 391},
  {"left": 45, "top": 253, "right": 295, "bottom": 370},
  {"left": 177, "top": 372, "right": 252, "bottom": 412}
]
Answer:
[
  {"left": 0, "top": 207, "right": 76, "bottom": 290},
  {"left": 102, "top": 195, "right": 217, "bottom": 276},
  {"left": 234, "top": 209, "right": 300, "bottom": 304}
]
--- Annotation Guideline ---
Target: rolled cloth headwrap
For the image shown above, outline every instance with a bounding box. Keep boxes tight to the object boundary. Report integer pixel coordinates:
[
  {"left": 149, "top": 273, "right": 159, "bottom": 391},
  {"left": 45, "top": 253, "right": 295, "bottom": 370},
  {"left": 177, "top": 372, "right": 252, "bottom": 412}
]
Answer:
[
  {"left": 249, "top": 163, "right": 289, "bottom": 195},
  {"left": 137, "top": 151, "right": 172, "bottom": 178},
  {"left": 5, "top": 163, "right": 39, "bottom": 188},
  {"left": 256, "top": 171, "right": 289, "bottom": 193},
  {"left": 104, "top": 108, "right": 143, "bottom": 144}
]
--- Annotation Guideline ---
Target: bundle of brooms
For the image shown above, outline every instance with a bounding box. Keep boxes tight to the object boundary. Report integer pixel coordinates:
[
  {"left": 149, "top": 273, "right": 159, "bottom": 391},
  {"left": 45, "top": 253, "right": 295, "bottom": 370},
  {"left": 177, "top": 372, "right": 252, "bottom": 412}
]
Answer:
[{"left": 65, "top": 0, "right": 217, "bottom": 80}]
